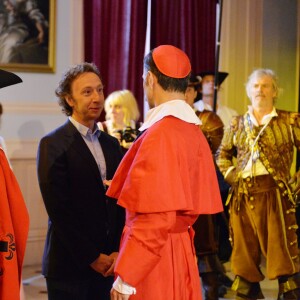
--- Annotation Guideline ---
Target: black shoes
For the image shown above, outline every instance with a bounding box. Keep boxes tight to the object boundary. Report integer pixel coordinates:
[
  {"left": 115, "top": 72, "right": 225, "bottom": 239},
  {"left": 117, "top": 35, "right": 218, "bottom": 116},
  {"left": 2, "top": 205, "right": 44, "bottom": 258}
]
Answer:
[{"left": 218, "top": 272, "right": 234, "bottom": 288}]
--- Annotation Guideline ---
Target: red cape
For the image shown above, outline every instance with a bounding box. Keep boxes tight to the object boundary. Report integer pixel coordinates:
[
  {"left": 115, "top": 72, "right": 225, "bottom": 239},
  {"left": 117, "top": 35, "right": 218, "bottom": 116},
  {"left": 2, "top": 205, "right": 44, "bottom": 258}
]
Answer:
[
  {"left": 107, "top": 116, "right": 223, "bottom": 214},
  {"left": 0, "top": 149, "right": 29, "bottom": 299}
]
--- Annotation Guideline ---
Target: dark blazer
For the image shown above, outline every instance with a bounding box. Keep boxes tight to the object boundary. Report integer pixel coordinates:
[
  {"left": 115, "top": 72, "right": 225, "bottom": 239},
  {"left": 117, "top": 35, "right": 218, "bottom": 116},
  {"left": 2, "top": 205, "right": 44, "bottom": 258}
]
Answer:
[{"left": 37, "top": 120, "right": 124, "bottom": 280}]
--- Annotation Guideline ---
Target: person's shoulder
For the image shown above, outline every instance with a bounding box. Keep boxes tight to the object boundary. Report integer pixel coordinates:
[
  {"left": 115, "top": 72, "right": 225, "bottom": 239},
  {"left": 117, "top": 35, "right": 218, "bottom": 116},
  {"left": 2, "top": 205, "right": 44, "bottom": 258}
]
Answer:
[
  {"left": 40, "top": 120, "right": 71, "bottom": 142},
  {"left": 199, "top": 110, "right": 224, "bottom": 131},
  {"left": 100, "top": 130, "right": 120, "bottom": 146},
  {"left": 140, "top": 117, "right": 174, "bottom": 142},
  {"left": 150, "top": 115, "right": 185, "bottom": 131},
  {"left": 193, "top": 100, "right": 204, "bottom": 111},
  {"left": 147, "top": 116, "right": 198, "bottom": 142},
  {"left": 276, "top": 108, "right": 299, "bottom": 116},
  {"left": 227, "top": 114, "right": 243, "bottom": 131},
  {"left": 97, "top": 121, "right": 108, "bottom": 133},
  {"left": 276, "top": 109, "right": 300, "bottom": 124}
]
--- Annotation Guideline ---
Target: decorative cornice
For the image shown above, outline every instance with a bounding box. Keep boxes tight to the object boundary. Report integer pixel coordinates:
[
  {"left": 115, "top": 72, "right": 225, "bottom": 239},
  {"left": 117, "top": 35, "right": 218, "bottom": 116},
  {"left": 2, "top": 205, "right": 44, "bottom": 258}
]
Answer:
[
  {"left": 6, "top": 139, "right": 39, "bottom": 159},
  {"left": 1, "top": 102, "right": 62, "bottom": 114}
]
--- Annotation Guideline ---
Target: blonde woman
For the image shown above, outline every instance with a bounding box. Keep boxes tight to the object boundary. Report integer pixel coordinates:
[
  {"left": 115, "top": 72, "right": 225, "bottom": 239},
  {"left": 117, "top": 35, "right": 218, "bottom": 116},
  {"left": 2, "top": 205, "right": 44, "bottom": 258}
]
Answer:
[{"left": 99, "top": 89, "right": 141, "bottom": 150}]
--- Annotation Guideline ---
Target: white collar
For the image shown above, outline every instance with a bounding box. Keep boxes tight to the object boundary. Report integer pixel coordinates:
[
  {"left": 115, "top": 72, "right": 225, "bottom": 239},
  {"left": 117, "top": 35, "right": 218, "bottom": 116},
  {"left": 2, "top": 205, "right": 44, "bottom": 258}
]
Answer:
[
  {"left": 247, "top": 106, "right": 277, "bottom": 126},
  {"left": 139, "top": 100, "right": 201, "bottom": 131},
  {"left": 69, "top": 116, "right": 100, "bottom": 137},
  {"left": 196, "top": 99, "right": 225, "bottom": 112}
]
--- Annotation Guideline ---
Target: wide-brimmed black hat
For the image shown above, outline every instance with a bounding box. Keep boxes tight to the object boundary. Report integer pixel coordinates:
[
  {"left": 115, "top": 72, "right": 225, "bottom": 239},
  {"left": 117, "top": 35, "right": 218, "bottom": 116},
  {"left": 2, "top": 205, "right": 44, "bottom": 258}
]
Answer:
[
  {"left": 196, "top": 71, "right": 228, "bottom": 86},
  {"left": 0, "top": 69, "right": 22, "bottom": 89}
]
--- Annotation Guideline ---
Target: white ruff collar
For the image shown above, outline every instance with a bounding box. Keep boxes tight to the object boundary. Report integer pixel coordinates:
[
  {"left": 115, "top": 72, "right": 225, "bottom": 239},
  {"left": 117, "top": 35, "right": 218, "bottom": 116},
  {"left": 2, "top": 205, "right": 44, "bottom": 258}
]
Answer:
[{"left": 139, "top": 100, "right": 201, "bottom": 131}]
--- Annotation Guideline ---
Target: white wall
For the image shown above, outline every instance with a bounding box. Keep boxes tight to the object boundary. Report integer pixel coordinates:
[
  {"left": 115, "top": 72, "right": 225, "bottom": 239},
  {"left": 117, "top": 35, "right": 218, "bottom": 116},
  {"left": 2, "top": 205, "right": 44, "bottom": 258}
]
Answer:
[
  {"left": 1, "top": 0, "right": 84, "bottom": 158},
  {"left": 0, "top": 0, "right": 84, "bottom": 266}
]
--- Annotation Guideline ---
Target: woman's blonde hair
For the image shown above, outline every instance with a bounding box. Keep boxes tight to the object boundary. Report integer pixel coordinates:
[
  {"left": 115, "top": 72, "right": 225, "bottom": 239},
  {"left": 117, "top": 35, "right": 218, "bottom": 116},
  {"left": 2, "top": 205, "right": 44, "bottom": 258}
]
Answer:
[{"left": 104, "top": 89, "right": 140, "bottom": 125}]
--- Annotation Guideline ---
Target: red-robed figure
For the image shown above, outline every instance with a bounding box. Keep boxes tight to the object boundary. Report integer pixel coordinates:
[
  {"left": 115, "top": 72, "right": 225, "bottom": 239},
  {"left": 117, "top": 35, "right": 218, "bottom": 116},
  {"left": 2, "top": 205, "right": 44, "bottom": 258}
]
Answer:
[
  {"left": 0, "top": 69, "right": 29, "bottom": 300},
  {"left": 108, "top": 45, "right": 223, "bottom": 300}
]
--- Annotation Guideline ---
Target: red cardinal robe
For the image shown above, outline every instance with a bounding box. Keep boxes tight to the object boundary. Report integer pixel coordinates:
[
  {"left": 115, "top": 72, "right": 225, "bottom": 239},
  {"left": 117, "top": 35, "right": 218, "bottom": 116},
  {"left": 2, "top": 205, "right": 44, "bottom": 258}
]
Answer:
[
  {"left": 0, "top": 149, "right": 29, "bottom": 300},
  {"left": 107, "top": 116, "right": 223, "bottom": 300}
]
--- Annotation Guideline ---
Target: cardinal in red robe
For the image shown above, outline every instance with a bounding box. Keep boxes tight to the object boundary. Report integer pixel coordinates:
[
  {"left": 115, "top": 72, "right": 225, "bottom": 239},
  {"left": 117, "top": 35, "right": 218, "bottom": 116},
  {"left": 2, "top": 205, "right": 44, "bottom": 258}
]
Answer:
[
  {"left": 0, "top": 148, "right": 29, "bottom": 299},
  {"left": 0, "top": 69, "right": 29, "bottom": 300},
  {"left": 108, "top": 45, "right": 223, "bottom": 300}
]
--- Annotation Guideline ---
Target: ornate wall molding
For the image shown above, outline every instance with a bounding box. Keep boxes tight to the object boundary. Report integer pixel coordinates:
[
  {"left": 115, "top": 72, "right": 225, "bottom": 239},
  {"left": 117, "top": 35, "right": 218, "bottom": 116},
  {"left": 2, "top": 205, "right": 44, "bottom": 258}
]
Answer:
[{"left": 2, "top": 102, "right": 62, "bottom": 114}]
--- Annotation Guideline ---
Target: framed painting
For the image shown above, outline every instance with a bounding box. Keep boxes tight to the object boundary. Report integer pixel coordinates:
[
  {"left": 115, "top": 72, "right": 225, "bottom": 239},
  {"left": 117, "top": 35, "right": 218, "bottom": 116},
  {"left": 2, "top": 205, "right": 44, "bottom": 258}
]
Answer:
[{"left": 0, "top": 0, "right": 56, "bottom": 73}]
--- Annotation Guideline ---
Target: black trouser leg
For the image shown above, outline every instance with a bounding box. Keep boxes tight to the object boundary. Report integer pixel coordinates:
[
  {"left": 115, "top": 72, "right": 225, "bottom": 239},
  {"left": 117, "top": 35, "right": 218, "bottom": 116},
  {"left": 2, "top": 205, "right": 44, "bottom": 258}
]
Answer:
[{"left": 201, "top": 272, "right": 219, "bottom": 300}]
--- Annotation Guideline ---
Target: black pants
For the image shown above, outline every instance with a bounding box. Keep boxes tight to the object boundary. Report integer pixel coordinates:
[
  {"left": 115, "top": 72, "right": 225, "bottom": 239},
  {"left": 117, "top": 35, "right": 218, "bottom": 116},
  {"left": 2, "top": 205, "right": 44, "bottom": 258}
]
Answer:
[
  {"left": 46, "top": 275, "right": 114, "bottom": 300},
  {"left": 216, "top": 168, "right": 232, "bottom": 262}
]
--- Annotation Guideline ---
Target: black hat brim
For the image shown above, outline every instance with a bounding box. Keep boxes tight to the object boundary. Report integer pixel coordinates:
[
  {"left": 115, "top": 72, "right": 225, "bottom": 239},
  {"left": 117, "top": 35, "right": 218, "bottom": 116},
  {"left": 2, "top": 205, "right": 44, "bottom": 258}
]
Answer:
[
  {"left": 196, "top": 71, "right": 228, "bottom": 86},
  {"left": 0, "top": 69, "right": 22, "bottom": 89}
]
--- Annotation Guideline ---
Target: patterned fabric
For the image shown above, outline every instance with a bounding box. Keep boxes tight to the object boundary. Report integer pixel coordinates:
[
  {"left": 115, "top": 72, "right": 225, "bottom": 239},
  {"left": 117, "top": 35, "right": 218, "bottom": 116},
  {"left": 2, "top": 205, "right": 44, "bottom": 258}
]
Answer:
[
  {"left": 107, "top": 116, "right": 223, "bottom": 299},
  {"left": 217, "top": 109, "right": 300, "bottom": 197},
  {"left": 0, "top": 149, "right": 29, "bottom": 299},
  {"left": 216, "top": 109, "right": 300, "bottom": 282}
]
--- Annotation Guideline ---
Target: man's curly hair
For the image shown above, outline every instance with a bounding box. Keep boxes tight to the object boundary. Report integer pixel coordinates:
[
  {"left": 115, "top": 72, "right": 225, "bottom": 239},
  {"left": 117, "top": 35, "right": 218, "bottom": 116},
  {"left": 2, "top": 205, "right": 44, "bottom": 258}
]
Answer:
[{"left": 55, "top": 62, "right": 102, "bottom": 116}]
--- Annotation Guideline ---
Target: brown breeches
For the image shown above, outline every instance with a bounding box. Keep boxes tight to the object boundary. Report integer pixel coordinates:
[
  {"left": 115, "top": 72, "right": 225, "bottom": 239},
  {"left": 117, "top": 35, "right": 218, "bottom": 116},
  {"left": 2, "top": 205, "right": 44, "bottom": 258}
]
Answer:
[{"left": 229, "top": 175, "right": 299, "bottom": 282}]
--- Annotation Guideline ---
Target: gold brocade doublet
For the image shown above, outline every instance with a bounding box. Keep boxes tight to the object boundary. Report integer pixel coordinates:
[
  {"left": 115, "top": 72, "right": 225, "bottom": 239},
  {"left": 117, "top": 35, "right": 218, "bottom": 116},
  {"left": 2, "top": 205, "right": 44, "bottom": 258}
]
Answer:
[
  {"left": 217, "top": 109, "right": 300, "bottom": 187},
  {"left": 216, "top": 109, "right": 300, "bottom": 284}
]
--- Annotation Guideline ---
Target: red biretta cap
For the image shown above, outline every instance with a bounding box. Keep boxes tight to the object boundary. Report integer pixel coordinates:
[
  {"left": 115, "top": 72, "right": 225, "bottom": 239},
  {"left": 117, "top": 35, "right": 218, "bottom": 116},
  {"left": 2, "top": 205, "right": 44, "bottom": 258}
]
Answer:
[{"left": 152, "top": 45, "right": 191, "bottom": 78}]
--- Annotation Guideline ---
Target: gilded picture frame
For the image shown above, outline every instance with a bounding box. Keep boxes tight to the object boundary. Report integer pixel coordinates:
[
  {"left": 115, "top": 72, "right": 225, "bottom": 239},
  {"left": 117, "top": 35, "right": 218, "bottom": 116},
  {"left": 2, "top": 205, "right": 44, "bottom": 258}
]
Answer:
[{"left": 0, "top": 0, "right": 56, "bottom": 73}]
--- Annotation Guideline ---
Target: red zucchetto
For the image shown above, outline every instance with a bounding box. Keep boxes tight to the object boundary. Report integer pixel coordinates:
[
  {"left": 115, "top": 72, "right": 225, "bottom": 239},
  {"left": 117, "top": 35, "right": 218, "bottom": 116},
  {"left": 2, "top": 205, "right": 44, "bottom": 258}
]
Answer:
[{"left": 152, "top": 45, "right": 191, "bottom": 79}]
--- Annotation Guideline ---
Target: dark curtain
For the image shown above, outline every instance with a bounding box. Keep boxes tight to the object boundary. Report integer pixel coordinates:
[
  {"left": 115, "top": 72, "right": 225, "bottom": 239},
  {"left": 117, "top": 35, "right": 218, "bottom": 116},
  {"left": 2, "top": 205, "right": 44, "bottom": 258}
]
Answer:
[
  {"left": 84, "top": 0, "right": 148, "bottom": 120},
  {"left": 84, "top": 0, "right": 216, "bottom": 121},
  {"left": 151, "top": 0, "right": 217, "bottom": 74}
]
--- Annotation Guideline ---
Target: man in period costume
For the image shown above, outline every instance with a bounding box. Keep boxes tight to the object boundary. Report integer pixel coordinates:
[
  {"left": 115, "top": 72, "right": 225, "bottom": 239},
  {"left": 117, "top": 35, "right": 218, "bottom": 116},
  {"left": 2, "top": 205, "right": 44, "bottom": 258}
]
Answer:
[
  {"left": 193, "top": 71, "right": 238, "bottom": 127},
  {"left": 0, "top": 69, "right": 29, "bottom": 300},
  {"left": 216, "top": 69, "right": 300, "bottom": 300},
  {"left": 108, "top": 45, "right": 223, "bottom": 300}
]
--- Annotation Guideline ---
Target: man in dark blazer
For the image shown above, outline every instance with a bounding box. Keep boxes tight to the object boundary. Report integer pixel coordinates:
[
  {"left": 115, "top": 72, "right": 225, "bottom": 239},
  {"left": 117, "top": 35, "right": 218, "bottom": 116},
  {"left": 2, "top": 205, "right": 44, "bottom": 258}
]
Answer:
[{"left": 37, "top": 62, "right": 124, "bottom": 300}]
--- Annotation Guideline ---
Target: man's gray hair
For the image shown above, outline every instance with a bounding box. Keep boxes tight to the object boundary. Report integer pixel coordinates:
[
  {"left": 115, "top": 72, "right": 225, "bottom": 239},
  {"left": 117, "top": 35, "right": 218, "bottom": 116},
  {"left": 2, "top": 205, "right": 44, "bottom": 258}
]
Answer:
[{"left": 245, "top": 68, "right": 279, "bottom": 101}]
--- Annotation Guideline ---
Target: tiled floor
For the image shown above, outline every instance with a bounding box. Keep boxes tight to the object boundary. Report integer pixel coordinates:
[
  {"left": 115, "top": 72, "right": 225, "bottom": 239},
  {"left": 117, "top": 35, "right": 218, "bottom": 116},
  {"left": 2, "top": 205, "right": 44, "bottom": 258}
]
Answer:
[
  {"left": 22, "top": 262, "right": 278, "bottom": 300},
  {"left": 22, "top": 266, "right": 47, "bottom": 300}
]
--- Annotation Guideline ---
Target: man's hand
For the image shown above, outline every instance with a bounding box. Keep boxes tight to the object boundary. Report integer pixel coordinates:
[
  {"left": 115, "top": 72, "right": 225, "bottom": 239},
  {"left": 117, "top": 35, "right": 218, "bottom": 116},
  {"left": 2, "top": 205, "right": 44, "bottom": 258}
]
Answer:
[
  {"left": 224, "top": 168, "right": 237, "bottom": 186},
  {"left": 289, "top": 170, "right": 300, "bottom": 195},
  {"left": 103, "top": 179, "right": 112, "bottom": 187},
  {"left": 110, "top": 288, "right": 130, "bottom": 300},
  {"left": 104, "top": 252, "right": 118, "bottom": 277},
  {"left": 90, "top": 253, "right": 114, "bottom": 276}
]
